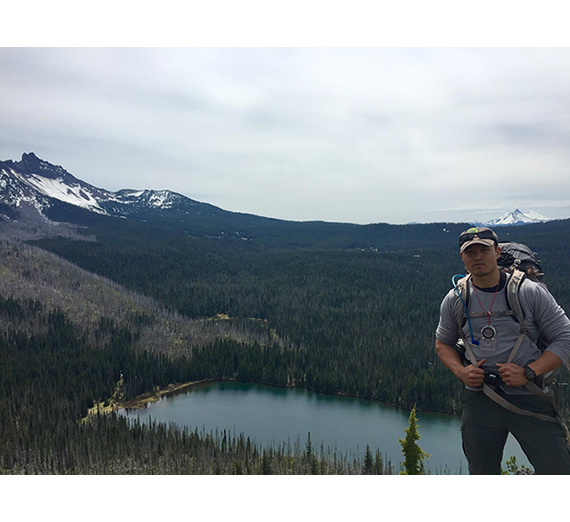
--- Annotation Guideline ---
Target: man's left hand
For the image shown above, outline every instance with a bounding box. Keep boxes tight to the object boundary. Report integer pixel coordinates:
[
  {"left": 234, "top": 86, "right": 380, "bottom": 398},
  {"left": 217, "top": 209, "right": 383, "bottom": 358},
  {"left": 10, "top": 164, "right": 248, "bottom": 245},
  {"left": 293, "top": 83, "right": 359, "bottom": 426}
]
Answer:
[{"left": 496, "top": 363, "right": 528, "bottom": 387}]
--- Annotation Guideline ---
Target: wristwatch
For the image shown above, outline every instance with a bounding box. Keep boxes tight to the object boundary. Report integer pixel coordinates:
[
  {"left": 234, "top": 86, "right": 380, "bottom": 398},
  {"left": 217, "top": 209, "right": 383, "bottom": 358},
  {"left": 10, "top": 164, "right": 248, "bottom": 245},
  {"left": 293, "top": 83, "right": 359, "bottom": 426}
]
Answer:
[{"left": 523, "top": 365, "right": 537, "bottom": 382}]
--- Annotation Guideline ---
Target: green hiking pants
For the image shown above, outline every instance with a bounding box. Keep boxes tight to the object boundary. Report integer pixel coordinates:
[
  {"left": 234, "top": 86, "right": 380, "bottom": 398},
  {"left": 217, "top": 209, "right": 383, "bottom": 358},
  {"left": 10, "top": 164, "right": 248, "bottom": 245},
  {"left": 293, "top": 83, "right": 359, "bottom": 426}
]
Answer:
[{"left": 461, "top": 389, "right": 570, "bottom": 475}]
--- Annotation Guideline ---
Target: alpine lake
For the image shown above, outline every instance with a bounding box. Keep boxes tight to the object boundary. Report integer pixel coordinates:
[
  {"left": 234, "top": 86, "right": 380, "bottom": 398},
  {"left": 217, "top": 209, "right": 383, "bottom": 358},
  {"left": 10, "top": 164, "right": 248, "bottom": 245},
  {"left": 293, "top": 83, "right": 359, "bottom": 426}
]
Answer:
[{"left": 120, "top": 381, "right": 531, "bottom": 474}]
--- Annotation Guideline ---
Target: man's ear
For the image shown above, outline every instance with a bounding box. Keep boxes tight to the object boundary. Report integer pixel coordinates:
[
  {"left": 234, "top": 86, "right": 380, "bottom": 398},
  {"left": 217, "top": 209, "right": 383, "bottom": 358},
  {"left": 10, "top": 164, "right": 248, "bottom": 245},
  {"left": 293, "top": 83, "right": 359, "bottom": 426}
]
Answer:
[{"left": 495, "top": 246, "right": 501, "bottom": 258}]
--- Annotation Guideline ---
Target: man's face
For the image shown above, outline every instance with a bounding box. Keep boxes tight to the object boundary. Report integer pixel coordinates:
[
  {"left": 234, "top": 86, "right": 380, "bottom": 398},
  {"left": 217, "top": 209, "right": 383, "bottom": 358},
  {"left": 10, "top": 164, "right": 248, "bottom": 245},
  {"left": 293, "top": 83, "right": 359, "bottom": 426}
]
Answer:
[{"left": 461, "top": 243, "right": 500, "bottom": 278}]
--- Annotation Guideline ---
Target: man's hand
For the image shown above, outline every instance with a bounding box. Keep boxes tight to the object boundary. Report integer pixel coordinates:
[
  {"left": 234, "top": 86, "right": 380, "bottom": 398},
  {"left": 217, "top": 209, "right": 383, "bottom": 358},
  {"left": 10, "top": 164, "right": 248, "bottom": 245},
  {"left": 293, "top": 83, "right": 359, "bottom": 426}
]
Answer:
[
  {"left": 457, "top": 359, "right": 486, "bottom": 387},
  {"left": 496, "top": 363, "right": 527, "bottom": 387}
]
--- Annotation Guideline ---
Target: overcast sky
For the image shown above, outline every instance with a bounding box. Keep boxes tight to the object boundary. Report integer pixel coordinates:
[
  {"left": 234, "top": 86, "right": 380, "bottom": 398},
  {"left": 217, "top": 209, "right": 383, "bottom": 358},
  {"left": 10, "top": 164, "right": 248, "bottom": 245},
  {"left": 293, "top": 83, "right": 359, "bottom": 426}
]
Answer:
[{"left": 2, "top": 47, "right": 570, "bottom": 224}]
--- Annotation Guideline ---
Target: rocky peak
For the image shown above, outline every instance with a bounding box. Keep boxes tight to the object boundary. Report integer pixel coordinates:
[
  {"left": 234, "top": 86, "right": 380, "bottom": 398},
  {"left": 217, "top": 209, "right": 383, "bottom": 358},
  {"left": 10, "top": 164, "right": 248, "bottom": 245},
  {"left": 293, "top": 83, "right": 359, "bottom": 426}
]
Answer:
[{"left": 19, "top": 152, "right": 69, "bottom": 180}]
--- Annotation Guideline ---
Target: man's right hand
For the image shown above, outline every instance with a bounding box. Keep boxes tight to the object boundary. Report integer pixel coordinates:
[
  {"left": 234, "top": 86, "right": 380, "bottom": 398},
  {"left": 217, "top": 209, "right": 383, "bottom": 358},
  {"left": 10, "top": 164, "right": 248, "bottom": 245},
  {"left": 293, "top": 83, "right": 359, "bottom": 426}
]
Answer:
[
  {"left": 457, "top": 359, "right": 486, "bottom": 387},
  {"left": 435, "top": 341, "right": 487, "bottom": 388}
]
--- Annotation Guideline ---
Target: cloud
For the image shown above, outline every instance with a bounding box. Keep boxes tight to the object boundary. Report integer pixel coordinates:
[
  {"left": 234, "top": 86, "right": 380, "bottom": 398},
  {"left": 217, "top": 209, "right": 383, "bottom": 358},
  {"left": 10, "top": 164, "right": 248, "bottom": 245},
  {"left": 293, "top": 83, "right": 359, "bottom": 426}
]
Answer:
[{"left": 1, "top": 48, "right": 570, "bottom": 224}]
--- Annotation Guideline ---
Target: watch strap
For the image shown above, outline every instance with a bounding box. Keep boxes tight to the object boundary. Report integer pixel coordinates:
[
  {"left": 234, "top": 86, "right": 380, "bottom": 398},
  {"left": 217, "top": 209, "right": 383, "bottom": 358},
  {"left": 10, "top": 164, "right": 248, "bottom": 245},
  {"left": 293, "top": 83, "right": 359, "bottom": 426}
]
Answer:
[{"left": 523, "top": 364, "right": 537, "bottom": 382}]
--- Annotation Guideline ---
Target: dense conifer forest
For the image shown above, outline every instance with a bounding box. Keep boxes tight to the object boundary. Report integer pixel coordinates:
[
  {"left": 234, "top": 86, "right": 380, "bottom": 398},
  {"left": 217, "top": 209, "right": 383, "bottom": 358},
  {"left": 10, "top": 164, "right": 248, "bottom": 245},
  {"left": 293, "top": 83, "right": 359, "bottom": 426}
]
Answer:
[
  {"left": 1, "top": 213, "right": 570, "bottom": 474},
  {"left": 33, "top": 217, "right": 570, "bottom": 415}
]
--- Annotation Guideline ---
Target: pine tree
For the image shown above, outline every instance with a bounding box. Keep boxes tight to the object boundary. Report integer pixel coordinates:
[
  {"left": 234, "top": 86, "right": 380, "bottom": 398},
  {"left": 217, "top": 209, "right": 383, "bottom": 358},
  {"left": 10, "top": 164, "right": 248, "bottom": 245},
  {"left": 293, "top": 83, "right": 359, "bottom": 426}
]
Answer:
[
  {"left": 305, "top": 432, "right": 312, "bottom": 460},
  {"left": 373, "top": 449, "right": 384, "bottom": 475},
  {"left": 261, "top": 450, "right": 273, "bottom": 475},
  {"left": 399, "top": 405, "right": 429, "bottom": 475},
  {"left": 363, "top": 445, "right": 374, "bottom": 474},
  {"left": 305, "top": 432, "right": 319, "bottom": 474}
]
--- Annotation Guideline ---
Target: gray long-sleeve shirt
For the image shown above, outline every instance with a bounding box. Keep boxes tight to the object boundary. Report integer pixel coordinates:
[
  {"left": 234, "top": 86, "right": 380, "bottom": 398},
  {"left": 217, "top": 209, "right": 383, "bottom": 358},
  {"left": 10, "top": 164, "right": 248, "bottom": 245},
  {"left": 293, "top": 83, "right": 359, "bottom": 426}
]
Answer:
[{"left": 436, "top": 273, "right": 570, "bottom": 394}]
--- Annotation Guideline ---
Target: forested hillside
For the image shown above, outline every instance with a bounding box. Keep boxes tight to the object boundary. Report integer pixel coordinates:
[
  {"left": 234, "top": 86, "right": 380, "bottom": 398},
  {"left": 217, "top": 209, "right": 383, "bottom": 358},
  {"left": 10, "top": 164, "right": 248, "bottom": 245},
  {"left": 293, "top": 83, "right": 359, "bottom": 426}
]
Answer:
[
  {"left": 0, "top": 240, "right": 283, "bottom": 358},
  {"left": 32, "top": 216, "right": 570, "bottom": 415},
  {"left": 0, "top": 241, "right": 396, "bottom": 474}
]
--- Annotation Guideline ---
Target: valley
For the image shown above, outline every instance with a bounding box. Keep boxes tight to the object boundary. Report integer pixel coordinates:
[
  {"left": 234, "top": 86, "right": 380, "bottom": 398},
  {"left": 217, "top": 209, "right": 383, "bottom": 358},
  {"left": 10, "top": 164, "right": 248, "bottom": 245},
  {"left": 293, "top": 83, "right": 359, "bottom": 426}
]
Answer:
[{"left": 1, "top": 153, "right": 569, "bottom": 474}]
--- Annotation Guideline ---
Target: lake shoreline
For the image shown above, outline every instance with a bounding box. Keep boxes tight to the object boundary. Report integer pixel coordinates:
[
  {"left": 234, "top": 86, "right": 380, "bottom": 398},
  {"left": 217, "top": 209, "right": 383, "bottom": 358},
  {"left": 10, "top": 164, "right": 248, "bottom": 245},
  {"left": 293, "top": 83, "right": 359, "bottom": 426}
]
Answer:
[
  {"left": 113, "top": 378, "right": 459, "bottom": 419},
  {"left": 120, "top": 379, "right": 222, "bottom": 410},
  {"left": 120, "top": 380, "right": 486, "bottom": 473}
]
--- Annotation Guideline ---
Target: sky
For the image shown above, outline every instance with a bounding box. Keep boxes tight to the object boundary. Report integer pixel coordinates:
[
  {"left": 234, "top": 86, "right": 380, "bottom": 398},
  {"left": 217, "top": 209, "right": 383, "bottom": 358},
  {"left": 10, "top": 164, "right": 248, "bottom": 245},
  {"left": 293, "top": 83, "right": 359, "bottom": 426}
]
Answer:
[
  {"left": 1, "top": 1, "right": 565, "bottom": 511},
  {"left": 2, "top": 49, "right": 570, "bottom": 226}
]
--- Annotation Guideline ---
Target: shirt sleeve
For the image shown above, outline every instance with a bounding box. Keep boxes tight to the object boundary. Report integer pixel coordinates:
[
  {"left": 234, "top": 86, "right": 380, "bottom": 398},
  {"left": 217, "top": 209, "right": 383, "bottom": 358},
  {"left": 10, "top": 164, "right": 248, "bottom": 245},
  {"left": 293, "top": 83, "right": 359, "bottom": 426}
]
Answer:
[
  {"left": 523, "top": 281, "right": 570, "bottom": 364},
  {"left": 436, "top": 289, "right": 460, "bottom": 347}
]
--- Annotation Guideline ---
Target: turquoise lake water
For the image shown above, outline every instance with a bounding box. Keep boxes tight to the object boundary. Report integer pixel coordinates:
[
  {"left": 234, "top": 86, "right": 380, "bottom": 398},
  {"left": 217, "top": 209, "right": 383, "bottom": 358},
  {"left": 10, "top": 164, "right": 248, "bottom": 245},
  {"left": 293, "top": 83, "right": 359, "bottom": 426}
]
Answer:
[{"left": 120, "top": 381, "right": 531, "bottom": 473}]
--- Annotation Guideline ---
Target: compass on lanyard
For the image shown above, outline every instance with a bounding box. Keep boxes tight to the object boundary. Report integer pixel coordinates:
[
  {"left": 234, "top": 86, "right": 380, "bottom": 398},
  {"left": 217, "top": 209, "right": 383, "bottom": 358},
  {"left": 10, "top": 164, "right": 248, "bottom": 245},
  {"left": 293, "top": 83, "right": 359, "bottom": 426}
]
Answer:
[
  {"left": 474, "top": 283, "right": 500, "bottom": 342},
  {"left": 481, "top": 324, "right": 497, "bottom": 340}
]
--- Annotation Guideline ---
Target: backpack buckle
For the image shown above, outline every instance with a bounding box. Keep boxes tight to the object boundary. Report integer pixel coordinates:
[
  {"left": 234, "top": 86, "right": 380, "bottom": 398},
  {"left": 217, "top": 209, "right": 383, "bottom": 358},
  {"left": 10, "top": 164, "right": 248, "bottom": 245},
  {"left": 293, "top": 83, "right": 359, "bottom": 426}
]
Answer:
[{"left": 484, "top": 372, "right": 503, "bottom": 392}]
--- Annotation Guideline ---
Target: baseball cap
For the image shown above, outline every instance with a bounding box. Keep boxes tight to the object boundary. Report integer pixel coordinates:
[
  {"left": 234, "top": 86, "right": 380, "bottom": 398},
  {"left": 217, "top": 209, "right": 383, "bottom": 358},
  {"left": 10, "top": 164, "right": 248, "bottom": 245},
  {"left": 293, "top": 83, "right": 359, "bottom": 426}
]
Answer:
[{"left": 459, "top": 226, "right": 499, "bottom": 253}]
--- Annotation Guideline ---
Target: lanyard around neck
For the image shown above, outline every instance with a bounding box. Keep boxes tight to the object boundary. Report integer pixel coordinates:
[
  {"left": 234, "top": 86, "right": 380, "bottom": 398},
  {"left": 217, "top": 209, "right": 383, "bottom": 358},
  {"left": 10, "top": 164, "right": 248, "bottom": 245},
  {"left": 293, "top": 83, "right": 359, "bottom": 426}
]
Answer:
[{"left": 473, "top": 283, "right": 500, "bottom": 326}]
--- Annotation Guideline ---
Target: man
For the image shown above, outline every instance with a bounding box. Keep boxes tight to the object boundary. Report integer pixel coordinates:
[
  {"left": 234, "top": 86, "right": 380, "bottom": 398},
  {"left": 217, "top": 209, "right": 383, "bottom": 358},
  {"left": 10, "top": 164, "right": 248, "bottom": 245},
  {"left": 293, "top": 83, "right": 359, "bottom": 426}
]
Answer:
[{"left": 435, "top": 226, "right": 570, "bottom": 474}]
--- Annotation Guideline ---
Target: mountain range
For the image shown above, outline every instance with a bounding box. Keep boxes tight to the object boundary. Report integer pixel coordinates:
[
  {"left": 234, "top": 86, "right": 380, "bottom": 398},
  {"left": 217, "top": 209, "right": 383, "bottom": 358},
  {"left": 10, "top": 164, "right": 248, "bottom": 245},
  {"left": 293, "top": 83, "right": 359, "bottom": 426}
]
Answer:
[
  {"left": 0, "top": 153, "right": 558, "bottom": 248},
  {"left": 0, "top": 152, "right": 224, "bottom": 219},
  {"left": 0, "top": 152, "right": 474, "bottom": 249},
  {"left": 0, "top": 152, "right": 314, "bottom": 246}
]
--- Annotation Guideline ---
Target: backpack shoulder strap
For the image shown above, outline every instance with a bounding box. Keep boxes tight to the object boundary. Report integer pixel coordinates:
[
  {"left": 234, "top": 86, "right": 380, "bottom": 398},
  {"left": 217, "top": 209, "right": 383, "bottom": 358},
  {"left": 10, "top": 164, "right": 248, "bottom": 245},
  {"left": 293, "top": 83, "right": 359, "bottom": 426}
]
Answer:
[
  {"left": 506, "top": 269, "right": 526, "bottom": 326},
  {"left": 453, "top": 274, "right": 471, "bottom": 336},
  {"left": 506, "top": 269, "right": 538, "bottom": 363}
]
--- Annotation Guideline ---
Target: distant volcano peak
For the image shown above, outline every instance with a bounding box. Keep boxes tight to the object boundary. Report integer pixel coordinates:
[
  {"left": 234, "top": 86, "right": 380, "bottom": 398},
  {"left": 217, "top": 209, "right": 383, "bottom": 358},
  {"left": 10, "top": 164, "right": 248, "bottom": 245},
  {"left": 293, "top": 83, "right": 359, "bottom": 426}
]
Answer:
[{"left": 483, "top": 209, "right": 553, "bottom": 227}]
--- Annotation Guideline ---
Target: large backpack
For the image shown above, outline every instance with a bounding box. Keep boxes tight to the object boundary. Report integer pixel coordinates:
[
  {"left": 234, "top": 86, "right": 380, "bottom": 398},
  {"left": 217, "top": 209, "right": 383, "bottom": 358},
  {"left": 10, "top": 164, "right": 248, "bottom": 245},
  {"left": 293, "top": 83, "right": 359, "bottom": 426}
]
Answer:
[
  {"left": 497, "top": 241, "right": 550, "bottom": 352},
  {"left": 497, "top": 241, "right": 544, "bottom": 282},
  {"left": 452, "top": 241, "right": 569, "bottom": 436}
]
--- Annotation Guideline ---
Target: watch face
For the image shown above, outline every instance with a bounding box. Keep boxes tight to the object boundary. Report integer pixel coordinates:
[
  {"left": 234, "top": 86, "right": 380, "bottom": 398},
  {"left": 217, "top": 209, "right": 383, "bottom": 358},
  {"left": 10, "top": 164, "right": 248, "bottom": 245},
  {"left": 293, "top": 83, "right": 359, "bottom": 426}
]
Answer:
[{"left": 481, "top": 325, "right": 496, "bottom": 340}]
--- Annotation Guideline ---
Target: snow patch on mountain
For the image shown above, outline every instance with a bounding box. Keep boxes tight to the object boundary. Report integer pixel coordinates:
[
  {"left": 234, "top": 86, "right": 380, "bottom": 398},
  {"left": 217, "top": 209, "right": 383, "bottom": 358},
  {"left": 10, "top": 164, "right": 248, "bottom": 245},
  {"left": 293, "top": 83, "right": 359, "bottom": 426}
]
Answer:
[
  {"left": 120, "top": 190, "right": 145, "bottom": 199},
  {"left": 11, "top": 170, "right": 107, "bottom": 214},
  {"left": 115, "top": 188, "right": 184, "bottom": 209},
  {"left": 146, "top": 190, "right": 180, "bottom": 209}
]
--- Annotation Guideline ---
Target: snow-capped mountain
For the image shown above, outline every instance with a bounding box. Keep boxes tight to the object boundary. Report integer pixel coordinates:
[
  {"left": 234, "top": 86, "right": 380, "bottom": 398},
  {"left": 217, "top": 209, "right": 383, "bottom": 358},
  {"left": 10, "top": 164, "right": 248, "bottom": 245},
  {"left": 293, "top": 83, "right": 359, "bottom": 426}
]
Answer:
[
  {"left": 0, "top": 152, "right": 217, "bottom": 221},
  {"left": 0, "top": 152, "right": 111, "bottom": 214},
  {"left": 483, "top": 209, "right": 554, "bottom": 227}
]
